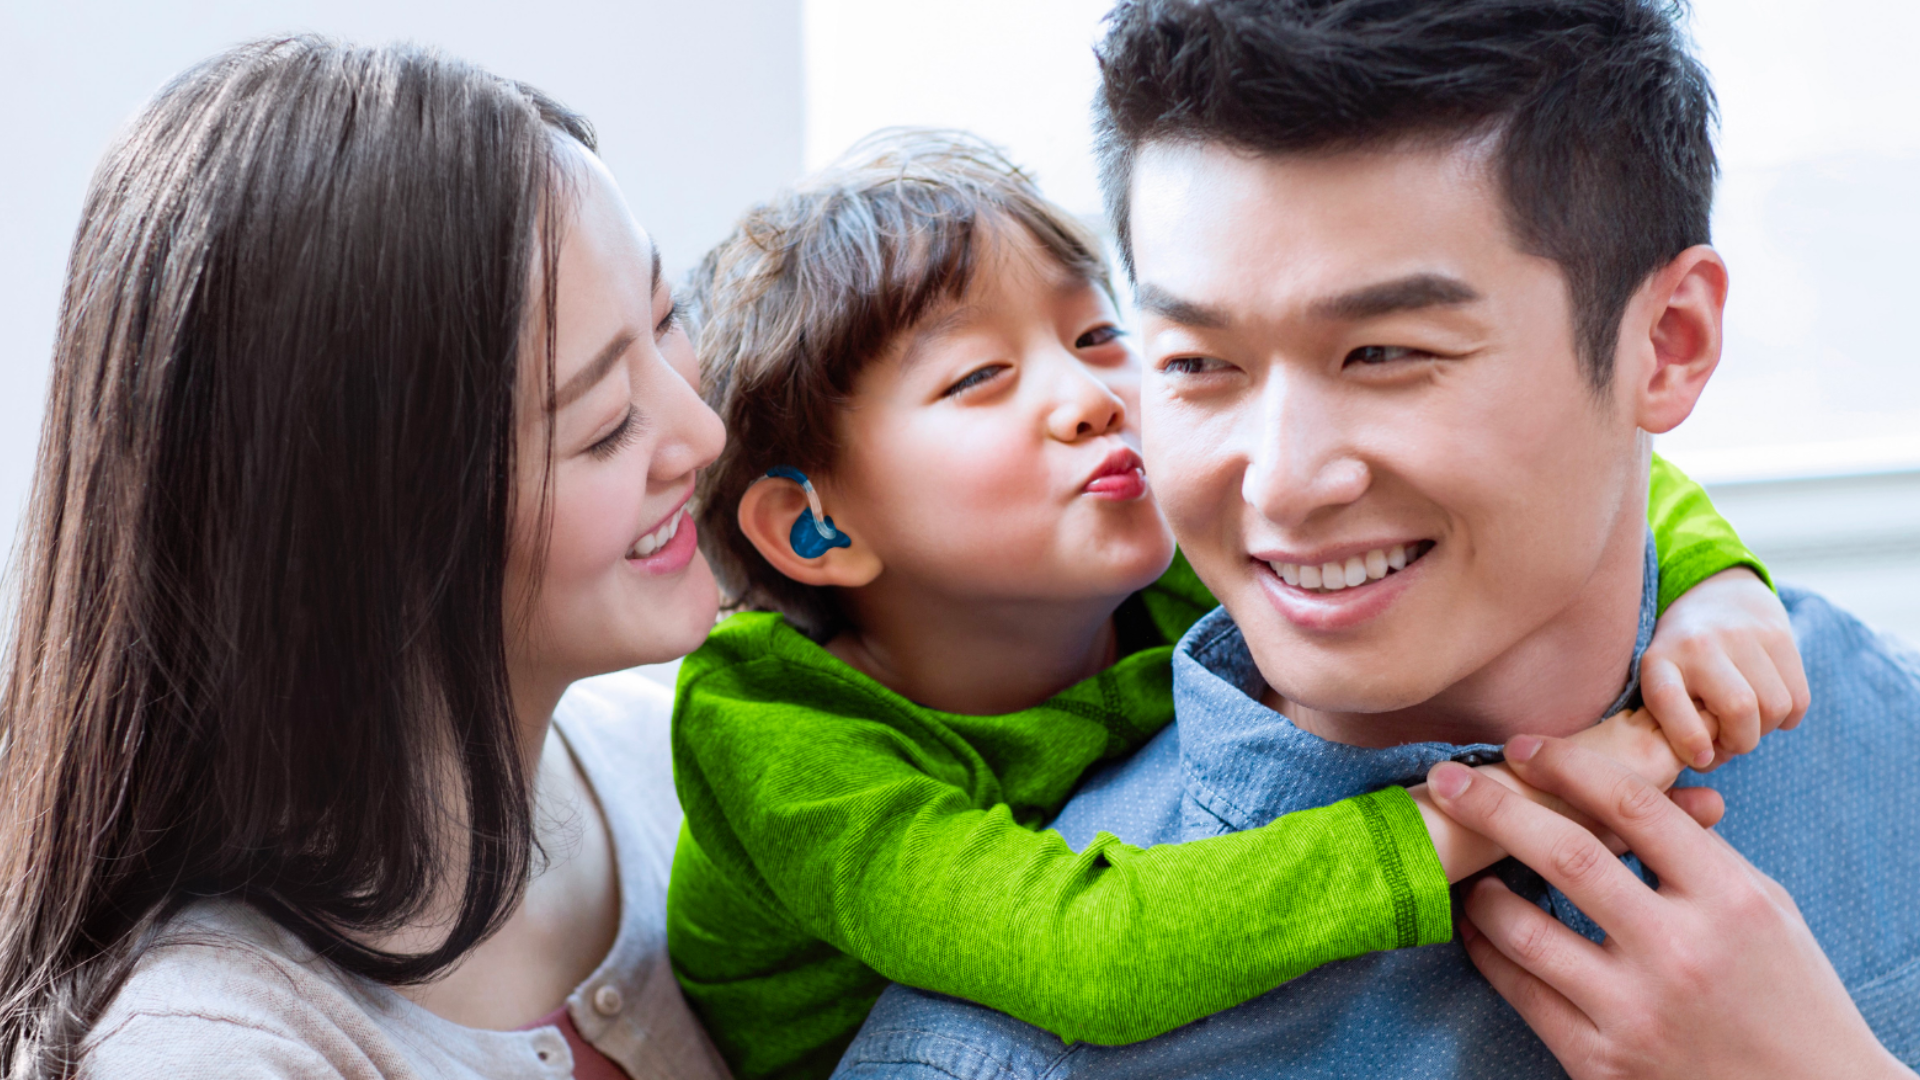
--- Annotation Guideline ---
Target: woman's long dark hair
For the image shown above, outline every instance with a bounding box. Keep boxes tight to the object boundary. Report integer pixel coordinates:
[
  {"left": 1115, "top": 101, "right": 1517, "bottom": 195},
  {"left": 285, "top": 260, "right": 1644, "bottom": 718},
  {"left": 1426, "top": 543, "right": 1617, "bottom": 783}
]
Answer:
[{"left": 0, "top": 37, "right": 594, "bottom": 1075}]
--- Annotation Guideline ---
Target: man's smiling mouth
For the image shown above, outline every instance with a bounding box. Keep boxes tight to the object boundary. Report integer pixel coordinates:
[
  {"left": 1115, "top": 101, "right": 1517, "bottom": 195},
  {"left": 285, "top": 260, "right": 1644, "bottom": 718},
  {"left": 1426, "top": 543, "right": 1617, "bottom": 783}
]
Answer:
[{"left": 1268, "top": 541, "right": 1434, "bottom": 594}]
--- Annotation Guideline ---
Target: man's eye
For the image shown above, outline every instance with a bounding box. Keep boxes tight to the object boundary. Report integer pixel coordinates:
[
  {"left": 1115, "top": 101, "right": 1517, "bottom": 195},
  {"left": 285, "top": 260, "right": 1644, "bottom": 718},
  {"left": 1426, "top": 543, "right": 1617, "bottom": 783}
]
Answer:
[
  {"left": 1161, "top": 355, "right": 1231, "bottom": 376},
  {"left": 1075, "top": 324, "right": 1126, "bottom": 349},
  {"left": 1346, "top": 345, "right": 1424, "bottom": 365},
  {"left": 941, "top": 364, "right": 1008, "bottom": 397}
]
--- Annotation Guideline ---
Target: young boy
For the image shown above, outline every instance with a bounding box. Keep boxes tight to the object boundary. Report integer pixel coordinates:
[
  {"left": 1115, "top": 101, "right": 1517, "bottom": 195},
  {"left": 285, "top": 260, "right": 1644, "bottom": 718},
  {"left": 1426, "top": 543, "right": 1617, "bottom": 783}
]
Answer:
[{"left": 666, "top": 130, "right": 1804, "bottom": 1080}]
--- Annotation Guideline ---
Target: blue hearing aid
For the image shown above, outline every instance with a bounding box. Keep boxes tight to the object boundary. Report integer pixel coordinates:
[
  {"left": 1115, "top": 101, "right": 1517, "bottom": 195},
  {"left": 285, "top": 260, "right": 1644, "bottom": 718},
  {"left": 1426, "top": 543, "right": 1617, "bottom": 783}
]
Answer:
[{"left": 763, "top": 466, "right": 852, "bottom": 558}]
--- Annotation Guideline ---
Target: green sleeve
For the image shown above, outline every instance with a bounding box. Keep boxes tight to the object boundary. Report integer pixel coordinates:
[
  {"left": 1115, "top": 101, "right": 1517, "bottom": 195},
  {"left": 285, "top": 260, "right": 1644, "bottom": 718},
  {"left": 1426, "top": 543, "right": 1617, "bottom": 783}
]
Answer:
[
  {"left": 1648, "top": 453, "right": 1771, "bottom": 615},
  {"left": 673, "top": 645, "right": 1451, "bottom": 1050}
]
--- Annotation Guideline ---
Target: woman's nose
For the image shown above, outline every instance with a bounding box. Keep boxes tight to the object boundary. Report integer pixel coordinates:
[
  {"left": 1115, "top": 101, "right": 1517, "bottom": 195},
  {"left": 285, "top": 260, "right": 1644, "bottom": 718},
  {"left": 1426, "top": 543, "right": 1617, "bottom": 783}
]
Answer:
[{"left": 651, "top": 355, "right": 725, "bottom": 480}]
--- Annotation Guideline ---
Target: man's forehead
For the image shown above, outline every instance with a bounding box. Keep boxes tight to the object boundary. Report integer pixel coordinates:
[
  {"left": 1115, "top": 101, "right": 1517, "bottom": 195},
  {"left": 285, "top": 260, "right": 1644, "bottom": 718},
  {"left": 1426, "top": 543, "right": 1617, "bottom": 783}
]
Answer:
[{"left": 1127, "top": 138, "right": 1520, "bottom": 316}]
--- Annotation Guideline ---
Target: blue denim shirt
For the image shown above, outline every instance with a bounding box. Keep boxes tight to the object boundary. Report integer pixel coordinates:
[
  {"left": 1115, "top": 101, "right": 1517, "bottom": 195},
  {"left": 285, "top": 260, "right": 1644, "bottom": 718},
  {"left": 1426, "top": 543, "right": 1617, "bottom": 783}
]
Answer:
[{"left": 836, "top": 540, "right": 1920, "bottom": 1078}]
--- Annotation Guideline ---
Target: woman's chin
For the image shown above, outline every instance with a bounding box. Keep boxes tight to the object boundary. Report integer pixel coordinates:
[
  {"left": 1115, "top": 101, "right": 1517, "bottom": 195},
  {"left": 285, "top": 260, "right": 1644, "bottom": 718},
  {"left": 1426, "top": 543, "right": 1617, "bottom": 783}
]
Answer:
[{"left": 629, "top": 559, "right": 720, "bottom": 666}]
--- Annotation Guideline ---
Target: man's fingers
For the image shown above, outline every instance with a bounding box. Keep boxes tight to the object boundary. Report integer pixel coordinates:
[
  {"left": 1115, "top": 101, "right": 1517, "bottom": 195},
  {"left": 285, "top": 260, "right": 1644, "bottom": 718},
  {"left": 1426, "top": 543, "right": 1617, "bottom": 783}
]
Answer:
[
  {"left": 1462, "top": 876, "right": 1612, "bottom": 1012},
  {"left": 1495, "top": 737, "right": 1728, "bottom": 925},
  {"left": 1459, "top": 884, "right": 1605, "bottom": 1057},
  {"left": 1640, "top": 656, "right": 1715, "bottom": 767},
  {"left": 1427, "top": 759, "right": 1662, "bottom": 943}
]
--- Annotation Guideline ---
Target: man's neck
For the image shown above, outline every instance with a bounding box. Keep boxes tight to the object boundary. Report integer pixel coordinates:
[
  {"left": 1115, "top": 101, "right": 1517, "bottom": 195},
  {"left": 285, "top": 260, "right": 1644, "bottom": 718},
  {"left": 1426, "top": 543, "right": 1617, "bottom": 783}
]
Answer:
[
  {"left": 1269, "top": 510, "right": 1652, "bottom": 749},
  {"left": 830, "top": 584, "right": 1128, "bottom": 716}
]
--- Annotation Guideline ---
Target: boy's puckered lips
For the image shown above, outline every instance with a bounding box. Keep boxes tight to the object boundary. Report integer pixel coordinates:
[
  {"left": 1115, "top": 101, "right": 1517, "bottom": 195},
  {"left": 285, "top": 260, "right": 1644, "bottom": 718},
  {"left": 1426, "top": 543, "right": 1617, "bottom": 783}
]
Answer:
[{"left": 1082, "top": 446, "right": 1148, "bottom": 500}]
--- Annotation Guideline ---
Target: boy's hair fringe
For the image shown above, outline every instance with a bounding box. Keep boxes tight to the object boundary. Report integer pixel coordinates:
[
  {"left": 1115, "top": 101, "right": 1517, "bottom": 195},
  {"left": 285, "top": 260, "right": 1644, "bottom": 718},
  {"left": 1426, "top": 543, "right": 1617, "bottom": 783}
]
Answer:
[{"left": 686, "top": 128, "right": 1110, "bottom": 638}]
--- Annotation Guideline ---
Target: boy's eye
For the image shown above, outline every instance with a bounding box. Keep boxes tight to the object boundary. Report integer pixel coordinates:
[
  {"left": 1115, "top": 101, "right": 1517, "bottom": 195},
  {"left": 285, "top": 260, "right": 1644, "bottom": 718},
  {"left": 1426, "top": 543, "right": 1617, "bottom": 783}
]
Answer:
[
  {"left": 941, "top": 364, "right": 1008, "bottom": 398},
  {"left": 1075, "top": 324, "right": 1126, "bottom": 350},
  {"left": 1345, "top": 345, "right": 1427, "bottom": 366}
]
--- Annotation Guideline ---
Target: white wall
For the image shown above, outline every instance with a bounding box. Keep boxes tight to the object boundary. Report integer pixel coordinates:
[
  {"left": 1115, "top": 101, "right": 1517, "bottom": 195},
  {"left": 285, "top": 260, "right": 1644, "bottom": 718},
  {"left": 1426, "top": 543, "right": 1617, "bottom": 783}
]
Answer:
[
  {"left": 1658, "top": 0, "right": 1920, "bottom": 474},
  {"left": 803, "top": 0, "right": 1112, "bottom": 217},
  {"left": 0, "top": 0, "right": 804, "bottom": 559}
]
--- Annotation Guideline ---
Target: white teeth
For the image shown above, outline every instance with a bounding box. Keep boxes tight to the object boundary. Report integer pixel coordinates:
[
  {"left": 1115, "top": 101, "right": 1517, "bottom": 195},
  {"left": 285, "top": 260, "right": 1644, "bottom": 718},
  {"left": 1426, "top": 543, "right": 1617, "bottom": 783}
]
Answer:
[
  {"left": 630, "top": 507, "right": 685, "bottom": 560},
  {"left": 1271, "top": 543, "right": 1423, "bottom": 593}
]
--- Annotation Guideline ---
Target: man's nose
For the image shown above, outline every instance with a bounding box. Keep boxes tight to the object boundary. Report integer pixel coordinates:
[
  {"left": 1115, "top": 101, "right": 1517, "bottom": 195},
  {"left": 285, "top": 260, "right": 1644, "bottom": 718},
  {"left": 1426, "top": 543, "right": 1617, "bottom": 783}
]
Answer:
[
  {"left": 1241, "top": 371, "right": 1369, "bottom": 527},
  {"left": 1046, "top": 360, "right": 1127, "bottom": 442}
]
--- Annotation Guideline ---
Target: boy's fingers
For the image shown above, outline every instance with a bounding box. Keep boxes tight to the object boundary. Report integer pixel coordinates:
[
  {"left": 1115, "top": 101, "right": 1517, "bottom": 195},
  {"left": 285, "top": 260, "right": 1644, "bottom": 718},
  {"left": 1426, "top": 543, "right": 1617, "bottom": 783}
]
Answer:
[
  {"left": 1667, "top": 785, "right": 1725, "bottom": 830},
  {"left": 1726, "top": 634, "right": 1798, "bottom": 736},
  {"left": 1426, "top": 759, "right": 1664, "bottom": 944},
  {"left": 1639, "top": 656, "right": 1714, "bottom": 767},
  {"left": 1687, "top": 651, "right": 1761, "bottom": 756},
  {"left": 1764, "top": 631, "right": 1812, "bottom": 729}
]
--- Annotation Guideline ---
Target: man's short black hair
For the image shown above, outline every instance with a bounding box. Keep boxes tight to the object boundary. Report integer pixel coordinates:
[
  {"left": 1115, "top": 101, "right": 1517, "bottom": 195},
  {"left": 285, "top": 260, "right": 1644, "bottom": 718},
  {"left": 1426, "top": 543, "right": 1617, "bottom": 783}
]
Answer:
[{"left": 1094, "top": 0, "right": 1718, "bottom": 386}]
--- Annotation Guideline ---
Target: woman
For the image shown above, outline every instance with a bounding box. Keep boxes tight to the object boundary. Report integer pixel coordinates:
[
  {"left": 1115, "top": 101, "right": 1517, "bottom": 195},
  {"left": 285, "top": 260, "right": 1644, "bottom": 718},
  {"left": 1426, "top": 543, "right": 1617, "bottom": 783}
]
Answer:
[{"left": 0, "top": 37, "right": 728, "bottom": 1078}]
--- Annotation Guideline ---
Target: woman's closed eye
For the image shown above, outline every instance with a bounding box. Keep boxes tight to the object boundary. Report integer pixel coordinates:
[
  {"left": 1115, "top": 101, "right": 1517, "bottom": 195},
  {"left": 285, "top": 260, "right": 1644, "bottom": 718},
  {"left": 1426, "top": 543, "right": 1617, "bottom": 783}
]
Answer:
[
  {"left": 941, "top": 363, "right": 1009, "bottom": 398},
  {"left": 654, "top": 296, "right": 684, "bottom": 339},
  {"left": 586, "top": 407, "right": 642, "bottom": 459}
]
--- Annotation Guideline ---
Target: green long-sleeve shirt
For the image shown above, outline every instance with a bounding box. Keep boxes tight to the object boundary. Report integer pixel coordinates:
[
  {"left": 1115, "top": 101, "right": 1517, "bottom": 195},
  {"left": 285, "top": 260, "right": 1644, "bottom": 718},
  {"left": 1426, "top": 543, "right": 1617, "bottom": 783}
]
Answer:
[{"left": 667, "top": 455, "right": 1763, "bottom": 1080}]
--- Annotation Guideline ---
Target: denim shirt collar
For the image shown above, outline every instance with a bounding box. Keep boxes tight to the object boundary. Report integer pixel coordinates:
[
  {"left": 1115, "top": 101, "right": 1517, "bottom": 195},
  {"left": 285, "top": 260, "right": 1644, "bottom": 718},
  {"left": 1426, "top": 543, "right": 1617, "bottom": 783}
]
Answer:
[{"left": 1171, "top": 532, "right": 1660, "bottom": 835}]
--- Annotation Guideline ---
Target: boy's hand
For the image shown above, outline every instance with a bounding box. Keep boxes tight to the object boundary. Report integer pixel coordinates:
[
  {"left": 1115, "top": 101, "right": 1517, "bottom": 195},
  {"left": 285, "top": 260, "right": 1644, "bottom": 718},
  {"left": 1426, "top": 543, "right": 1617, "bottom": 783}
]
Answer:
[{"left": 1641, "top": 567, "right": 1810, "bottom": 770}]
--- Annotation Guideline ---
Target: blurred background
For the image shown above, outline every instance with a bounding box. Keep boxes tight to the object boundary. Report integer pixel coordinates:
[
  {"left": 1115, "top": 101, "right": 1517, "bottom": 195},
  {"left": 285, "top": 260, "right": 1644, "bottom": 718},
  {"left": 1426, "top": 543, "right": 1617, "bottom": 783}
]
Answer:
[{"left": 3, "top": 0, "right": 1916, "bottom": 649}]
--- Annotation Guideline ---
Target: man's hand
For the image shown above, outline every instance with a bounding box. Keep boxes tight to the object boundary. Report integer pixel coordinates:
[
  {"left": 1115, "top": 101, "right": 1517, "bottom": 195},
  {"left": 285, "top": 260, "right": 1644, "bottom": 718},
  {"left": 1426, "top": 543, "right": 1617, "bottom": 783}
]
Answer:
[{"left": 1425, "top": 736, "right": 1912, "bottom": 1080}]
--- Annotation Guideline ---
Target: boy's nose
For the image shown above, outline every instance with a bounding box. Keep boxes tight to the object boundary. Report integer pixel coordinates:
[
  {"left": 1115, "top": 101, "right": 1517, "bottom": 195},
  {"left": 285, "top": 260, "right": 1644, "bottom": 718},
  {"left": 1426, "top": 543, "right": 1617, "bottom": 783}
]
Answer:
[{"left": 1047, "top": 368, "right": 1127, "bottom": 442}]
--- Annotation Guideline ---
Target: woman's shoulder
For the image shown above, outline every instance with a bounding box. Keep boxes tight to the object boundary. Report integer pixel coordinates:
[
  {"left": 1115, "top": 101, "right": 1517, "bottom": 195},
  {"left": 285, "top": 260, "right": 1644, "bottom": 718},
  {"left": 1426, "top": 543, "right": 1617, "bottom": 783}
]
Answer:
[{"left": 83, "top": 902, "right": 418, "bottom": 1078}]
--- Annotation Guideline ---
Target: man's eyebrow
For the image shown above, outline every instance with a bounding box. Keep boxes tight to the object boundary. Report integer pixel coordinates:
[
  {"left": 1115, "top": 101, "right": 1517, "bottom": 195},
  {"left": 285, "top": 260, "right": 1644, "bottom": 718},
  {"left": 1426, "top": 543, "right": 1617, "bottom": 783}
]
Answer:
[
  {"left": 554, "top": 330, "right": 636, "bottom": 409},
  {"left": 1309, "top": 273, "right": 1481, "bottom": 321},
  {"left": 1136, "top": 284, "right": 1232, "bottom": 330}
]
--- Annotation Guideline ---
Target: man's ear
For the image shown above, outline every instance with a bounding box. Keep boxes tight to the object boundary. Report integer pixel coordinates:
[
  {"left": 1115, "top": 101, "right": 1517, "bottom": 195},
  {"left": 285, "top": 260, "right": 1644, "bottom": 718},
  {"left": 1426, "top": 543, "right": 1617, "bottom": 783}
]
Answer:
[
  {"left": 1619, "top": 244, "right": 1727, "bottom": 435},
  {"left": 737, "top": 477, "right": 883, "bottom": 588}
]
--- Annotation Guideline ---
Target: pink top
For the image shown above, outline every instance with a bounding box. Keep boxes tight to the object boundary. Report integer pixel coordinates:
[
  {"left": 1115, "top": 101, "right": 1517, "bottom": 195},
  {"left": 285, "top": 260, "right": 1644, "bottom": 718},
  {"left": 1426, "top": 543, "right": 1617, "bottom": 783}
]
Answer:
[{"left": 521, "top": 1004, "right": 629, "bottom": 1080}]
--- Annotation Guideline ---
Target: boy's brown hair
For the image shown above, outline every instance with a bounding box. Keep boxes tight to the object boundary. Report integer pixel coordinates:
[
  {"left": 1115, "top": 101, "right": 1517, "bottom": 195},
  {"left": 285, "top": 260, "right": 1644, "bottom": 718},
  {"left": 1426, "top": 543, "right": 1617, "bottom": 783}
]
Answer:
[{"left": 687, "top": 128, "right": 1112, "bottom": 639}]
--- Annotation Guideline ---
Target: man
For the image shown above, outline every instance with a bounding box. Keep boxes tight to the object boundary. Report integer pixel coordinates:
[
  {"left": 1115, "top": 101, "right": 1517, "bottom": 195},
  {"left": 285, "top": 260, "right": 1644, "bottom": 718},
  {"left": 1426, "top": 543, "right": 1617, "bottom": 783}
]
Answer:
[{"left": 832, "top": 1, "right": 1920, "bottom": 1076}]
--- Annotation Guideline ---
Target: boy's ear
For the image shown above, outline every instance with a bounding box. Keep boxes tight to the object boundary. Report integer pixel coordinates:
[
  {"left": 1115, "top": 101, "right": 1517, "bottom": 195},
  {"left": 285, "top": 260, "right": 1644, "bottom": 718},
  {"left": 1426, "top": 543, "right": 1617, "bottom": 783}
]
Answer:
[
  {"left": 737, "top": 477, "right": 883, "bottom": 588},
  {"left": 1621, "top": 244, "right": 1727, "bottom": 435}
]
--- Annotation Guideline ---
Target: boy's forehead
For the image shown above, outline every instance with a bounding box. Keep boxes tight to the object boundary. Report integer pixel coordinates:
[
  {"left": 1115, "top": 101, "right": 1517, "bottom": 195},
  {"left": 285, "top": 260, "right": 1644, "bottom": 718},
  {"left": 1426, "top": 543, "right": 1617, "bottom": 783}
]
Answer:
[{"left": 892, "top": 246, "right": 1107, "bottom": 370}]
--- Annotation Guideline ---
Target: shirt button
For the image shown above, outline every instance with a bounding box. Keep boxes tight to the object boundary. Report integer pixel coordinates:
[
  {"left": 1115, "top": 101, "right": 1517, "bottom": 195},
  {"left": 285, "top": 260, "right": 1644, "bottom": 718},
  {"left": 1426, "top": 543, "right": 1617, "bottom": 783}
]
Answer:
[{"left": 593, "top": 984, "right": 624, "bottom": 1016}]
